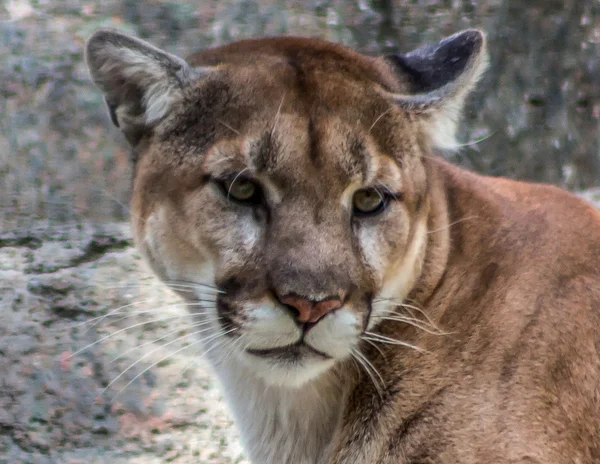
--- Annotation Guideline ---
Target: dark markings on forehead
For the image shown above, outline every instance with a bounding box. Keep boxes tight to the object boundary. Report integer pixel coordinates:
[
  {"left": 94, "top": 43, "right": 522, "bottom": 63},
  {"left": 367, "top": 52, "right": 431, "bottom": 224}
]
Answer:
[
  {"left": 308, "top": 119, "right": 320, "bottom": 164},
  {"left": 287, "top": 56, "right": 321, "bottom": 166},
  {"left": 250, "top": 130, "right": 280, "bottom": 173},
  {"left": 346, "top": 137, "right": 370, "bottom": 182}
]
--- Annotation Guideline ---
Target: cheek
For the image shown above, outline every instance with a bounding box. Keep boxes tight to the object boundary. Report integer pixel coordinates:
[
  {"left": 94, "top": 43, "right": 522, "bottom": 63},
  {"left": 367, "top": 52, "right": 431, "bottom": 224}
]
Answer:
[
  {"left": 184, "top": 190, "right": 263, "bottom": 269},
  {"left": 138, "top": 206, "right": 216, "bottom": 286},
  {"left": 356, "top": 208, "right": 410, "bottom": 286}
]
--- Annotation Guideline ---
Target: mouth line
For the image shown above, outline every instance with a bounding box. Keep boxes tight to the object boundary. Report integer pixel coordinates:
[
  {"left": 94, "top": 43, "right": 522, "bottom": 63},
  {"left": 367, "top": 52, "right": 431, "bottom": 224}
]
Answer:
[{"left": 247, "top": 341, "right": 331, "bottom": 360}]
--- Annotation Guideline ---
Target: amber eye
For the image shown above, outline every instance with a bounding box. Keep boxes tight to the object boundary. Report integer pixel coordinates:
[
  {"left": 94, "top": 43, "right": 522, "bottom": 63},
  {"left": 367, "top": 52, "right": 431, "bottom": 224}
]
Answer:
[
  {"left": 224, "top": 178, "right": 258, "bottom": 202},
  {"left": 353, "top": 188, "right": 386, "bottom": 215}
]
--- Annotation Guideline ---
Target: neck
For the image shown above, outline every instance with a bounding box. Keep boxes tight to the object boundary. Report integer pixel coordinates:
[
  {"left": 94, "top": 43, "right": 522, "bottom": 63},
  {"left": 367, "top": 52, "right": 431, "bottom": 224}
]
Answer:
[{"left": 208, "top": 352, "right": 351, "bottom": 464}]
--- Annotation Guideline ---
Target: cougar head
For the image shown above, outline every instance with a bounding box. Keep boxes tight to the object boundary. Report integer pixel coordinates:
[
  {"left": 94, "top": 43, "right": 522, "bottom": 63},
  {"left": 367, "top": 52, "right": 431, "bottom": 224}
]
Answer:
[{"left": 85, "top": 29, "right": 487, "bottom": 387}]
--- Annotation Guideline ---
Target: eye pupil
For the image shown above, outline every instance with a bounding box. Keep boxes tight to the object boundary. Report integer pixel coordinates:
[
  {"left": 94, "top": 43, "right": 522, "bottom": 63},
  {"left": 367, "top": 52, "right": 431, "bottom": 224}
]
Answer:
[
  {"left": 230, "top": 181, "right": 255, "bottom": 200},
  {"left": 225, "top": 178, "right": 258, "bottom": 202},
  {"left": 353, "top": 188, "right": 385, "bottom": 215}
]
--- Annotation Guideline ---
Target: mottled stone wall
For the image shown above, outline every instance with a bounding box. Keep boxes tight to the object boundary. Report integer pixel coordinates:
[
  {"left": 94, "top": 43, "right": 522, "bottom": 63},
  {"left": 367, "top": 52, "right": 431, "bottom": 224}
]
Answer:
[{"left": 1, "top": 0, "right": 598, "bottom": 225}]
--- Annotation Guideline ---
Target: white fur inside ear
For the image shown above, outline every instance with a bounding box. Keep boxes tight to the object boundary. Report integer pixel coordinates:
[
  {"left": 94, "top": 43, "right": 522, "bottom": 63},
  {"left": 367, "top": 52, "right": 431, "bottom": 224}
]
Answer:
[
  {"left": 97, "top": 45, "right": 182, "bottom": 124},
  {"left": 423, "top": 95, "right": 468, "bottom": 151}
]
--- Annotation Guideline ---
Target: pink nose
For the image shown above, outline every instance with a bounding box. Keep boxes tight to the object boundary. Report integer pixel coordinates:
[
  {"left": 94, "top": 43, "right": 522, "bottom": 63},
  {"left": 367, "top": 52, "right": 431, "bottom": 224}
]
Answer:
[{"left": 279, "top": 294, "right": 343, "bottom": 324}]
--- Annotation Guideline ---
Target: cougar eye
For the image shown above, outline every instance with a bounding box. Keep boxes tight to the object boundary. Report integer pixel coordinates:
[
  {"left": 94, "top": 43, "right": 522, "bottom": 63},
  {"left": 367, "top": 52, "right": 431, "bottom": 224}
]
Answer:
[
  {"left": 223, "top": 178, "right": 260, "bottom": 203},
  {"left": 353, "top": 188, "right": 386, "bottom": 215}
]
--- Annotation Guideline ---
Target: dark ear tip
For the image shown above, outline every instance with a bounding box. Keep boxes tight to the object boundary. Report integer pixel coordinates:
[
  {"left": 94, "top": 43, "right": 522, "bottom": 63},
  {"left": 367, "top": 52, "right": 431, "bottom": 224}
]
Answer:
[{"left": 450, "top": 29, "right": 486, "bottom": 53}]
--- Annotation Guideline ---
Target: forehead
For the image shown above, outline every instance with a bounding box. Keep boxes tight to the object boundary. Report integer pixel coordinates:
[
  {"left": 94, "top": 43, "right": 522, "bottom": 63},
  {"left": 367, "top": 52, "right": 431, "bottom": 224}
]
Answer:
[{"left": 158, "top": 37, "right": 411, "bottom": 189}]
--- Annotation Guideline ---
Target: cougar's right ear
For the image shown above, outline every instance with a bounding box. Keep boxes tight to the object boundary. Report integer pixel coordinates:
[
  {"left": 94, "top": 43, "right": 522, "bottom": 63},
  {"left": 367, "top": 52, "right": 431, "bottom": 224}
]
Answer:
[{"left": 85, "top": 29, "right": 206, "bottom": 145}]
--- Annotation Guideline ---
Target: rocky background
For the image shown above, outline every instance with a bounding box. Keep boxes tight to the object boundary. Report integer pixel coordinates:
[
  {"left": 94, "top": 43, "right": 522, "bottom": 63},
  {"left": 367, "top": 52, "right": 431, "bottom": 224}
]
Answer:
[{"left": 0, "top": 0, "right": 599, "bottom": 463}]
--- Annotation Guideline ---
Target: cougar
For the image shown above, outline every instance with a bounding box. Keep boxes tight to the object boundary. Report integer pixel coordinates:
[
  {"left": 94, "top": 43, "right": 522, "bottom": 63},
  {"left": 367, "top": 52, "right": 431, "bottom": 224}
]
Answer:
[{"left": 85, "top": 28, "right": 600, "bottom": 463}]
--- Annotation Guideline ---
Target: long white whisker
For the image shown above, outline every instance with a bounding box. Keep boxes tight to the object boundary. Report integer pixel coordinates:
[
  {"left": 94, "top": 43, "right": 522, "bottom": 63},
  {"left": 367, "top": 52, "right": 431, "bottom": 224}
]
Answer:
[
  {"left": 92, "top": 302, "right": 215, "bottom": 328},
  {"left": 372, "top": 316, "right": 448, "bottom": 335},
  {"left": 373, "top": 301, "right": 442, "bottom": 332},
  {"left": 363, "top": 332, "right": 429, "bottom": 354},
  {"left": 371, "top": 312, "right": 448, "bottom": 335},
  {"left": 272, "top": 93, "right": 286, "bottom": 133},
  {"left": 368, "top": 108, "right": 392, "bottom": 133},
  {"left": 102, "top": 328, "right": 233, "bottom": 397},
  {"left": 362, "top": 338, "right": 386, "bottom": 359},
  {"left": 110, "top": 320, "right": 219, "bottom": 362},
  {"left": 108, "top": 329, "right": 235, "bottom": 399},
  {"left": 68, "top": 313, "right": 218, "bottom": 359},
  {"left": 450, "top": 130, "right": 497, "bottom": 149},
  {"left": 427, "top": 215, "right": 479, "bottom": 234},
  {"left": 65, "top": 298, "right": 157, "bottom": 330},
  {"left": 93, "top": 281, "right": 222, "bottom": 293},
  {"left": 180, "top": 332, "right": 235, "bottom": 376},
  {"left": 81, "top": 301, "right": 214, "bottom": 331},
  {"left": 351, "top": 348, "right": 384, "bottom": 399}
]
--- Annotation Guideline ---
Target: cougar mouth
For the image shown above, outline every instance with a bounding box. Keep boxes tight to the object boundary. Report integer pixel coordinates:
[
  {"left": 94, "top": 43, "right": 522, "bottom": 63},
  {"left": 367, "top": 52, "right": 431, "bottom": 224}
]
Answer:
[{"left": 247, "top": 341, "right": 331, "bottom": 361}]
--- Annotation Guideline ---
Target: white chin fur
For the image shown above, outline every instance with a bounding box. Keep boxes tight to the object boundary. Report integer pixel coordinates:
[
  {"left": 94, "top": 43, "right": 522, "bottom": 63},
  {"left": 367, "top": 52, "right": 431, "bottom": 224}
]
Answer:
[{"left": 237, "top": 352, "right": 336, "bottom": 388}]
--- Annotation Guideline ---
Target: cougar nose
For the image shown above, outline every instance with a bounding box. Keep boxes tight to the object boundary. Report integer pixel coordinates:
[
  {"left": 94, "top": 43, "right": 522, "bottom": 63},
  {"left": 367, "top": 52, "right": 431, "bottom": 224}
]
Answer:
[{"left": 279, "top": 294, "right": 343, "bottom": 324}]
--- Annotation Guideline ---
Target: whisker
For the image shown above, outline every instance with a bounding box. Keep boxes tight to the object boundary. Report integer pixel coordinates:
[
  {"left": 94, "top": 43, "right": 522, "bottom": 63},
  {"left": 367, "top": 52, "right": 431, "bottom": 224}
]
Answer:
[
  {"left": 397, "top": 303, "right": 443, "bottom": 332},
  {"left": 107, "top": 328, "right": 235, "bottom": 400},
  {"left": 221, "top": 334, "right": 245, "bottom": 365},
  {"left": 77, "top": 301, "right": 215, "bottom": 333},
  {"left": 362, "top": 338, "right": 386, "bottom": 359},
  {"left": 348, "top": 356, "right": 363, "bottom": 383},
  {"left": 227, "top": 168, "right": 250, "bottom": 203},
  {"left": 368, "top": 108, "right": 392, "bottom": 133},
  {"left": 427, "top": 215, "right": 479, "bottom": 235},
  {"left": 363, "top": 332, "right": 429, "bottom": 353},
  {"left": 449, "top": 130, "right": 497, "bottom": 150},
  {"left": 63, "top": 298, "right": 157, "bottom": 330},
  {"left": 68, "top": 313, "right": 218, "bottom": 359},
  {"left": 217, "top": 119, "right": 241, "bottom": 136},
  {"left": 372, "top": 309, "right": 446, "bottom": 333},
  {"left": 180, "top": 333, "right": 235, "bottom": 376},
  {"left": 271, "top": 93, "right": 286, "bottom": 133},
  {"left": 80, "top": 300, "right": 212, "bottom": 331},
  {"left": 110, "top": 319, "right": 220, "bottom": 363},
  {"left": 162, "top": 280, "right": 223, "bottom": 293},
  {"left": 371, "top": 316, "right": 449, "bottom": 336},
  {"left": 373, "top": 300, "right": 442, "bottom": 332},
  {"left": 351, "top": 348, "right": 384, "bottom": 399},
  {"left": 102, "top": 328, "right": 230, "bottom": 396},
  {"left": 93, "top": 280, "right": 222, "bottom": 293},
  {"left": 91, "top": 301, "right": 216, "bottom": 328}
]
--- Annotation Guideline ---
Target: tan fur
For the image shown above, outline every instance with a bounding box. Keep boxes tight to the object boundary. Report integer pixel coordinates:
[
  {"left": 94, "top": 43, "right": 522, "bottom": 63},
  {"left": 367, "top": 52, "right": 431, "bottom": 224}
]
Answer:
[{"left": 86, "top": 29, "right": 600, "bottom": 463}]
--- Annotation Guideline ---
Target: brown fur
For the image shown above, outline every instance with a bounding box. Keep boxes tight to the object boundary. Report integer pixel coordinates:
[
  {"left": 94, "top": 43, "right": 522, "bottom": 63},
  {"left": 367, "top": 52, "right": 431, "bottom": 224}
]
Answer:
[{"left": 86, "top": 29, "right": 600, "bottom": 463}]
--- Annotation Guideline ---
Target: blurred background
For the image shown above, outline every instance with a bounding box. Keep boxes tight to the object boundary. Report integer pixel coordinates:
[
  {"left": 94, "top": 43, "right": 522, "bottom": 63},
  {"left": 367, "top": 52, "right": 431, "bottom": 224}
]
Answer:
[
  {"left": 1, "top": 0, "right": 599, "bottom": 227},
  {"left": 0, "top": 2, "right": 598, "bottom": 462}
]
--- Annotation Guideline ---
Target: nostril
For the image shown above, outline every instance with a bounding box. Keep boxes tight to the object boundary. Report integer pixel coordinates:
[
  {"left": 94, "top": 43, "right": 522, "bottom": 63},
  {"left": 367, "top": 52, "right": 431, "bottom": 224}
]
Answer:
[
  {"left": 280, "top": 302, "right": 302, "bottom": 320},
  {"left": 279, "top": 294, "right": 314, "bottom": 323},
  {"left": 278, "top": 293, "right": 343, "bottom": 324}
]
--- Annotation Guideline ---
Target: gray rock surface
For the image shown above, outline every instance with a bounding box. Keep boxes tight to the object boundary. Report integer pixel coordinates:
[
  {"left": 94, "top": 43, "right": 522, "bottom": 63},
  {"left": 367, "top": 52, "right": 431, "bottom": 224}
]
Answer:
[{"left": 0, "top": 222, "right": 247, "bottom": 463}]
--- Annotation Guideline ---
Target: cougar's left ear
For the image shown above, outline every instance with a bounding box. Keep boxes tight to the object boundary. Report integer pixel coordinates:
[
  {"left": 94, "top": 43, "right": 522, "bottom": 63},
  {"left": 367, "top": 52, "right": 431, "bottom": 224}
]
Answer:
[
  {"left": 384, "top": 29, "right": 488, "bottom": 150},
  {"left": 85, "top": 29, "right": 204, "bottom": 145}
]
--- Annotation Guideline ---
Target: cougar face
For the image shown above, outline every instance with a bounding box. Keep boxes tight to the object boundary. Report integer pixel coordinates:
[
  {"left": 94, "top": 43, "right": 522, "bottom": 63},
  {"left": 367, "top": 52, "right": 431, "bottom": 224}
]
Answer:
[{"left": 85, "top": 30, "right": 485, "bottom": 387}]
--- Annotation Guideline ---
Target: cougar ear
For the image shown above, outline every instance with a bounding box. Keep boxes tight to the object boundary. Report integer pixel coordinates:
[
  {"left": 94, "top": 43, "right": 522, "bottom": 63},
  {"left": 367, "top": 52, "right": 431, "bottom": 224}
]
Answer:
[
  {"left": 385, "top": 29, "right": 488, "bottom": 150},
  {"left": 85, "top": 29, "right": 201, "bottom": 144}
]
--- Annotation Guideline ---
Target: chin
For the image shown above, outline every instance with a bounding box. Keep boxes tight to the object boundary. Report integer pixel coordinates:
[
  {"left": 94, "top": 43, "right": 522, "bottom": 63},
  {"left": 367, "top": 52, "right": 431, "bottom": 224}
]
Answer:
[{"left": 239, "top": 347, "right": 337, "bottom": 388}]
